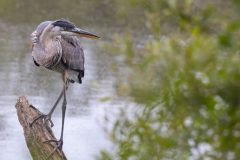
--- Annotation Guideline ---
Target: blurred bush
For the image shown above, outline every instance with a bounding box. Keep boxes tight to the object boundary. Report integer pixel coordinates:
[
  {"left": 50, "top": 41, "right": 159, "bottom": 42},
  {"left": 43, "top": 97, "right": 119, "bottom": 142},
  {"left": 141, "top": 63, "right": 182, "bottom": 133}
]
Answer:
[{"left": 99, "top": 0, "right": 240, "bottom": 160}]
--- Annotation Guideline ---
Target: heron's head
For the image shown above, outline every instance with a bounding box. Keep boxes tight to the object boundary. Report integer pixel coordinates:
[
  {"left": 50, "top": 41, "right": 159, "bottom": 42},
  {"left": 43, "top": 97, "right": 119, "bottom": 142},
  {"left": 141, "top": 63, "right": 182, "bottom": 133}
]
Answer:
[{"left": 51, "top": 19, "right": 100, "bottom": 39}]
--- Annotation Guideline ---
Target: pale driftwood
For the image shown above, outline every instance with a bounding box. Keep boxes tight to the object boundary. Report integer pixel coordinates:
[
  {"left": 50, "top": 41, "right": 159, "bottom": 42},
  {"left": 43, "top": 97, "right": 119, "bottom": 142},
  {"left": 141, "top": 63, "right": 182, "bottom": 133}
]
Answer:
[{"left": 15, "top": 96, "right": 67, "bottom": 160}]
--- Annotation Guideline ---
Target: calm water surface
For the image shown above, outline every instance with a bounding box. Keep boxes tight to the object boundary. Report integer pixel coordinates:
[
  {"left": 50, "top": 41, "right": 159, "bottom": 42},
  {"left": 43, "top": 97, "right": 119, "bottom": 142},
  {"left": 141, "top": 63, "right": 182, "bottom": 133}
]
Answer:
[{"left": 0, "top": 2, "right": 133, "bottom": 159}]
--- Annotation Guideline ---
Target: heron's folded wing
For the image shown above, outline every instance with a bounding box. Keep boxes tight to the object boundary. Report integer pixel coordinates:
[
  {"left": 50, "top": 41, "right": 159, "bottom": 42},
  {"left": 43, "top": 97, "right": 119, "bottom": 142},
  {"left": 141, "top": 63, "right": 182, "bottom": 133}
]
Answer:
[{"left": 61, "top": 35, "right": 85, "bottom": 77}]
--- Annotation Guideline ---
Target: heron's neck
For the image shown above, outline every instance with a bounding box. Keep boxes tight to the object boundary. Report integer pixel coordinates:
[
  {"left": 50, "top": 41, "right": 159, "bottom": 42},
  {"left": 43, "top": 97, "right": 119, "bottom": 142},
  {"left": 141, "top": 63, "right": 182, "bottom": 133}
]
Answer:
[{"left": 39, "top": 25, "right": 53, "bottom": 48}]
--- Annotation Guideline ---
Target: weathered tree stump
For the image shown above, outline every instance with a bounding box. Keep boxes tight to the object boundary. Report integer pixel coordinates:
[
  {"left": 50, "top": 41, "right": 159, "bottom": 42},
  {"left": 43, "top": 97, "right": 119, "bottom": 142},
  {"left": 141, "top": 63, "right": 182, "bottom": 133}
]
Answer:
[{"left": 15, "top": 96, "right": 67, "bottom": 160}]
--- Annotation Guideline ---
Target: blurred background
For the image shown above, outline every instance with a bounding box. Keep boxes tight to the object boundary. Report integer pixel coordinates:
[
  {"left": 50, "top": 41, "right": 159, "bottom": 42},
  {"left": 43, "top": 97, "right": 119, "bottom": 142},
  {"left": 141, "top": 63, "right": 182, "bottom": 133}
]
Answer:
[{"left": 0, "top": 0, "right": 240, "bottom": 160}]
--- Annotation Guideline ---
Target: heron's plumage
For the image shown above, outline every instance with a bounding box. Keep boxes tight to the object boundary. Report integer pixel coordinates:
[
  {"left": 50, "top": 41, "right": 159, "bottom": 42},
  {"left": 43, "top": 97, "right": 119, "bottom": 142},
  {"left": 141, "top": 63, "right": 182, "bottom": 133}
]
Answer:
[
  {"left": 61, "top": 35, "right": 85, "bottom": 81},
  {"left": 31, "top": 19, "right": 85, "bottom": 84}
]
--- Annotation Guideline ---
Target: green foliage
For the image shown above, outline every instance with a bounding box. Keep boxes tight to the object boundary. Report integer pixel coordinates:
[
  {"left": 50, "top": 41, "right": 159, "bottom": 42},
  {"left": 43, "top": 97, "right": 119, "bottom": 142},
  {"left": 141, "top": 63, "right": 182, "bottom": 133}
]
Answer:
[{"left": 99, "top": 0, "right": 240, "bottom": 160}]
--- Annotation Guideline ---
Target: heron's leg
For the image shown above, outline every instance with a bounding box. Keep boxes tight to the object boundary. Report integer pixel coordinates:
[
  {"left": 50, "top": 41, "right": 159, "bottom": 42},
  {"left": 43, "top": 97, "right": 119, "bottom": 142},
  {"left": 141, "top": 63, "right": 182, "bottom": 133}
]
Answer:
[
  {"left": 47, "top": 90, "right": 64, "bottom": 116},
  {"left": 43, "top": 74, "right": 69, "bottom": 153},
  {"left": 30, "top": 79, "right": 70, "bottom": 128},
  {"left": 58, "top": 76, "right": 68, "bottom": 150},
  {"left": 47, "top": 81, "right": 69, "bottom": 119},
  {"left": 45, "top": 74, "right": 69, "bottom": 142},
  {"left": 30, "top": 89, "right": 64, "bottom": 127}
]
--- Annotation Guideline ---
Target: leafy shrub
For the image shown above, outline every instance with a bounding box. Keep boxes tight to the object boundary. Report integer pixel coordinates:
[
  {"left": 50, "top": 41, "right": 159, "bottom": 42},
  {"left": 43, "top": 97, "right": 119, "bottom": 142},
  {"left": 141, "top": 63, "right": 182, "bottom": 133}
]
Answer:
[{"left": 99, "top": 0, "right": 240, "bottom": 160}]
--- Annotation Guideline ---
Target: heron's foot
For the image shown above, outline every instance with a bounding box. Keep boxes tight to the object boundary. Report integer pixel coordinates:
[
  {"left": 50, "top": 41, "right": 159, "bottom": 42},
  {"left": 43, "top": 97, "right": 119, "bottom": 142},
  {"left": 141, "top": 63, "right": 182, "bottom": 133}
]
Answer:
[
  {"left": 30, "top": 114, "right": 54, "bottom": 128},
  {"left": 43, "top": 139, "right": 64, "bottom": 159},
  {"left": 43, "top": 139, "right": 63, "bottom": 150}
]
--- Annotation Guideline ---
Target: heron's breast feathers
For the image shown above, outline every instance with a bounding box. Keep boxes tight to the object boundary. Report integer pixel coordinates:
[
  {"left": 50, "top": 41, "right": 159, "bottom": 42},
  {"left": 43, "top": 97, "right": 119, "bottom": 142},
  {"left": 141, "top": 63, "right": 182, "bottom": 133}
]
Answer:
[{"left": 32, "top": 40, "right": 63, "bottom": 68}]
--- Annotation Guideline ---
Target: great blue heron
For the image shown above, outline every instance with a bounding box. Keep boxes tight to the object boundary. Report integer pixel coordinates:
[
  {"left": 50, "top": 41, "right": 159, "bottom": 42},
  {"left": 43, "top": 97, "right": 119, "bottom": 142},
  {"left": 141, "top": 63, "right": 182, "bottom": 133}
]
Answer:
[{"left": 30, "top": 19, "right": 99, "bottom": 154}]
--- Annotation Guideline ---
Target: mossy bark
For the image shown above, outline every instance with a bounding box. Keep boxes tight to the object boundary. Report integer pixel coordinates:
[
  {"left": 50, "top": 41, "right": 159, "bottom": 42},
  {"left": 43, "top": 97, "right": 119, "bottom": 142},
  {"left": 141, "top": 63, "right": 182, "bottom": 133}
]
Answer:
[{"left": 15, "top": 96, "right": 67, "bottom": 160}]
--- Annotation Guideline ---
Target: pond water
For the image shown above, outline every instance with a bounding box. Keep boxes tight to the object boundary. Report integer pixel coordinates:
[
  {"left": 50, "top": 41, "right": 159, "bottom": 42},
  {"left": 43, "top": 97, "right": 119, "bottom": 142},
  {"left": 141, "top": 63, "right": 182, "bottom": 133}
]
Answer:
[{"left": 0, "top": 1, "right": 131, "bottom": 159}]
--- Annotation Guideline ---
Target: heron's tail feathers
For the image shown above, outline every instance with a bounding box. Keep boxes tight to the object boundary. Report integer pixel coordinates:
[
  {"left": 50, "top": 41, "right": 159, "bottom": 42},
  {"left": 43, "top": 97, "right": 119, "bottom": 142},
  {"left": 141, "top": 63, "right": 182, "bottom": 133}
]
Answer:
[{"left": 66, "top": 70, "right": 84, "bottom": 84}]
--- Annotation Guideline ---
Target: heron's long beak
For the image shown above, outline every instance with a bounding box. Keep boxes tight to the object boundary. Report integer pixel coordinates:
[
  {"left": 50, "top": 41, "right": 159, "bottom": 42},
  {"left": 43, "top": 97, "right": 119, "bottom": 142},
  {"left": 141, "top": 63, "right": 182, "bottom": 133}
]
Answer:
[{"left": 66, "top": 28, "right": 100, "bottom": 39}]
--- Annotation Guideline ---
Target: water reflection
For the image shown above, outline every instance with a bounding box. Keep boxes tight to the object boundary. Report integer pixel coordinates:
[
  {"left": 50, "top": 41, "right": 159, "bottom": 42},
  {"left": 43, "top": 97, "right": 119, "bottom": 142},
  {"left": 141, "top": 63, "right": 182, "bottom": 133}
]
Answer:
[{"left": 0, "top": 2, "right": 123, "bottom": 158}]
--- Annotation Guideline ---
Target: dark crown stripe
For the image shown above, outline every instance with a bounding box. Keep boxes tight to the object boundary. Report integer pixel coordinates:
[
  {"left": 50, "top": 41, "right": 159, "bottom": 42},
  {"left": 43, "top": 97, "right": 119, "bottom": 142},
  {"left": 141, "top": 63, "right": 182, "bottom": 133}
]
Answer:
[{"left": 52, "top": 19, "right": 75, "bottom": 30}]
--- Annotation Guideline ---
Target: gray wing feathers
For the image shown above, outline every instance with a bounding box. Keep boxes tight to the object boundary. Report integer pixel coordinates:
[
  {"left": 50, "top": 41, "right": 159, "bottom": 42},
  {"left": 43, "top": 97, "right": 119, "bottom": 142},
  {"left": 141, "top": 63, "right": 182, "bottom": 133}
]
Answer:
[{"left": 61, "top": 36, "right": 85, "bottom": 72}]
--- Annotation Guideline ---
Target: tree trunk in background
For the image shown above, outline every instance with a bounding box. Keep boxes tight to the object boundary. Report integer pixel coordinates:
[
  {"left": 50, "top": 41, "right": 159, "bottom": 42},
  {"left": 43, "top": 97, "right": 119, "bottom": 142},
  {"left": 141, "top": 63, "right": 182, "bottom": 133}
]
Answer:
[{"left": 15, "top": 96, "right": 67, "bottom": 160}]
